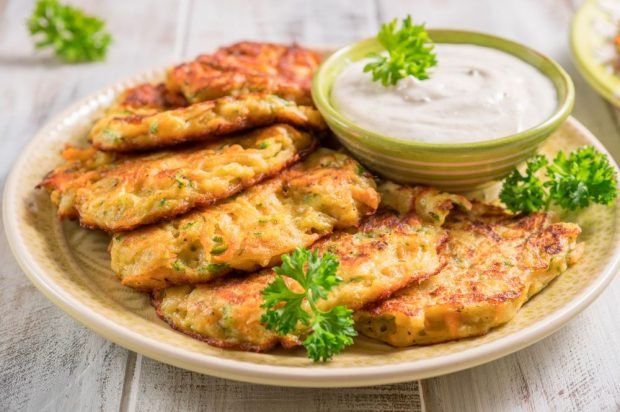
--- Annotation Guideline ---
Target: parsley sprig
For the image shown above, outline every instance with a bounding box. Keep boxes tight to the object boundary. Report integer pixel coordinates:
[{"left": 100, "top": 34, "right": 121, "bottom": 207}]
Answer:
[
  {"left": 261, "top": 248, "right": 357, "bottom": 362},
  {"left": 27, "top": 0, "right": 112, "bottom": 63},
  {"left": 364, "top": 16, "right": 437, "bottom": 86},
  {"left": 500, "top": 146, "right": 618, "bottom": 213}
]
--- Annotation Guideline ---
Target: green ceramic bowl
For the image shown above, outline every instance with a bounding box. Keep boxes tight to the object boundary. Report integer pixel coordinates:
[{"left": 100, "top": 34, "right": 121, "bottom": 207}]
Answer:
[{"left": 312, "top": 30, "right": 575, "bottom": 191}]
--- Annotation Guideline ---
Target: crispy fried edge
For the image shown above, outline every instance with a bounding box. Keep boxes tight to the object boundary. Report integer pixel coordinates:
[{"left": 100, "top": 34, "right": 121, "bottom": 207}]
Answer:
[
  {"left": 354, "top": 209, "right": 583, "bottom": 347},
  {"left": 90, "top": 94, "right": 327, "bottom": 152},
  {"left": 76, "top": 132, "right": 318, "bottom": 232},
  {"left": 167, "top": 42, "right": 321, "bottom": 105},
  {"left": 115, "top": 149, "right": 381, "bottom": 290},
  {"left": 149, "top": 211, "right": 449, "bottom": 352}
]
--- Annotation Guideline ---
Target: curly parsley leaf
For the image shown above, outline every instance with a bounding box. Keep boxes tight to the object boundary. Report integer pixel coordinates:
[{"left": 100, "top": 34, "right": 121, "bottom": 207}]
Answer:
[
  {"left": 363, "top": 15, "right": 437, "bottom": 86},
  {"left": 27, "top": 0, "right": 112, "bottom": 63},
  {"left": 545, "top": 146, "right": 618, "bottom": 210},
  {"left": 260, "top": 248, "right": 357, "bottom": 362},
  {"left": 304, "top": 306, "right": 355, "bottom": 362},
  {"left": 260, "top": 276, "right": 309, "bottom": 336},
  {"left": 499, "top": 154, "right": 548, "bottom": 213},
  {"left": 500, "top": 146, "right": 617, "bottom": 213}
]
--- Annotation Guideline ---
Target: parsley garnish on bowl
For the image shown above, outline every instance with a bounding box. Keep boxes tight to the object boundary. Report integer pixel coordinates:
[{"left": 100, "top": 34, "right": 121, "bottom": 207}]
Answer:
[{"left": 364, "top": 15, "right": 437, "bottom": 85}]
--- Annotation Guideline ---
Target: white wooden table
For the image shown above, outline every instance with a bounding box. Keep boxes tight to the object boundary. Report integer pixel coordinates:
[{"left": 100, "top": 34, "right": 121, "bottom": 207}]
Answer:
[{"left": 1, "top": 0, "right": 619, "bottom": 410}]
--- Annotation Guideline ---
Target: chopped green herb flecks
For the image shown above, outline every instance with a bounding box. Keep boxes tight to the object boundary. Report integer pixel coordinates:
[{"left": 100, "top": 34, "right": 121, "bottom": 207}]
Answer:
[
  {"left": 183, "top": 221, "right": 196, "bottom": 230},
  {"left": 175, "top": 174, "right": 192, "bottom": 189},
  {"left": 356, "top": 164, "right": 366, "bottom": 176},
  {"left": 102, "top": 128, "right": 121, "bottom": 143},
  {"left": 210, "top": 244, "right": 228, "bottom": 255},
  {"left": 149, "top": 121, "right": 158, "bottom": 135},
  {"left": 197, "top": 263, "right": 230, "bottom": 273}
]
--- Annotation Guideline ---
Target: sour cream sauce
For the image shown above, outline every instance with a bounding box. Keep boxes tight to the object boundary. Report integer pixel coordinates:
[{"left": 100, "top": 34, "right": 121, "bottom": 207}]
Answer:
[{"left": 331, "top": 44, "right": 557, "bottom": 143}]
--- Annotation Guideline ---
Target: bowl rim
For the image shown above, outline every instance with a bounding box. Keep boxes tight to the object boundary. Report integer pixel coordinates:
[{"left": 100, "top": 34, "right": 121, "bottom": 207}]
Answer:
[{"left": 312, "top": 29, "right": 575, "bottom": 152}]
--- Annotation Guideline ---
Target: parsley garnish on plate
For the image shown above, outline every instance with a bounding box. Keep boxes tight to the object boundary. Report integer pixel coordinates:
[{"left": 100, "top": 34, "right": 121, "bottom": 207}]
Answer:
[
  {"left": 27, "top": 0, "right": 112, "bottom": 63},
  {"left": 364, "top": 15, "right": 437, "bottom": 86},
  {"left": 260, "top": 248, "right": 356, "bottom": 362},
  {"left": 500, "top": 146, "right": 618, "bottom": 213}
]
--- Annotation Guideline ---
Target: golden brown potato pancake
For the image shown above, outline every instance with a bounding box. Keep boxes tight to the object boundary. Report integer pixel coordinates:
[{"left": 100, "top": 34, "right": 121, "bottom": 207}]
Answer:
[
  {"left": 378, "top": 181, "right": 472, "bottom": 225},
  {"left": 107, "top": 83, "right": 187, "bottom": 114},
  {"left": 37, "top": 146, "right": 124, "bottom": 220},
  {"left": 90, "top": 94, "right": 326, "bottom": 152},
  {"left": 152, "top": 212, "right": 449, "bottom": 352},
  {"left": 355, "top": 201, "right": 583, "bottom": 347},
  {"left": 111, "top": 149, "right": 380, "bottom": 290},
  {"left": 166, "top": 42, "right": 321, "bottom": 105},
  {"left": 38, "top": 124, "right": 316, "bottom": 232}
]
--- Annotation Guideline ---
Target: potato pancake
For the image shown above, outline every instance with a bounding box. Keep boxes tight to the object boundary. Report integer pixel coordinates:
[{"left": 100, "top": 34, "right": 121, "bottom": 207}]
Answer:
[
  {"left": 90, "top": 94, "right": 326, "bottom": 152},
  {"left": 166, "top": 42, "right": 321, "bottom": 105},
  {"left": 152, "top": 212, "right": 449, "bottom": 352},
  {"left": 108, "top": 83, "right": 187, "bottom": 114},
  {"left": 110, "top": 149, "right": 380, "bottom": 290},
  {"left": 378, "top": 181, "right": 472, "bottom": 225},
  {"left": 355, "top": 202, "right": 583, "bottom": 347},
  {"left": 39, "top": 124, "right": 316, "bottom": 232}
]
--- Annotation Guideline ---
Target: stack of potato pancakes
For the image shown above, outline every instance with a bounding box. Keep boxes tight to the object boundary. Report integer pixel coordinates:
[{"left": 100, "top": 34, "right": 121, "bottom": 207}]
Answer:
[{"left": 39, "top": 42, "right": 583, "bottom": 353}]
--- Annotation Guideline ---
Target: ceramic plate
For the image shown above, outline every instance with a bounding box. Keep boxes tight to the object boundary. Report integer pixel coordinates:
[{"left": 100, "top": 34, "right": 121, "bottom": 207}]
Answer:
[
  {"left": 572, "top": 0, "right": 620, "bottom": 106},
  {"left": 4, "top": 68, "right": 620, "bottom": 388}
]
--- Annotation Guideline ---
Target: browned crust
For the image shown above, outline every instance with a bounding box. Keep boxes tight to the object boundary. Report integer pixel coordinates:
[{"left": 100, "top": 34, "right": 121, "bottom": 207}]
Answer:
[
  {"left": 76, "top": 136, "right": 319, "bottom": 233},
  {"left": 109, "top": 83, "right": 188, "bottom": 114},
  {"left": 208, "top": 41, "right": 322, "bottom": 87},
  {"left": 356, "top": 206, "right": 583, "bottom": 347},
  {"left": 137, "top": 192, "right": 377, "bottom": 291},
  {"left": 36, "top": 146, "right": 106, "bottom": 190},
  {"left": 91, "top": 94, "right": 326, "bottom": 153},
  {"left": 151, "top": 291, "right": 278, "bottom": 352},
  {"left": 167, "top": 42, "right": 321, "bottom": 106},
  {"left": 322, "top": 213, "right": 449, "bottom": 308},
  {"left": 150, "top": 211, "right": 447, "bottom": 353},
  {"left": 167, "top": 64, "right": 314, "bottom": 106}
]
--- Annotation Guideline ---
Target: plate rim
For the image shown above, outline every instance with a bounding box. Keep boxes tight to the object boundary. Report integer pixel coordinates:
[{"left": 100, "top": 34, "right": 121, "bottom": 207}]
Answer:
[{"left": 3, "top": 69, "right": 620, "bottom": 388}]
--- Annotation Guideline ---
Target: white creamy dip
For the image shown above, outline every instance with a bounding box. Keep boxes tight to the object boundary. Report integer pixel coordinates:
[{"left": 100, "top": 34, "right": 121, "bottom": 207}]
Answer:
[{"left": 331, "top": 44, "right": 557, "bottom": 143}]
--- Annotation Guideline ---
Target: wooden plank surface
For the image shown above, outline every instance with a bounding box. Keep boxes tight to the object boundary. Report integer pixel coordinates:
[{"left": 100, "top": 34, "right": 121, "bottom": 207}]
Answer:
[
  {"left": 0, "top": 1, "right": 181, "bottom": 411},
  {"left": 133, "top": 357, "right": 422, "bottom": 412},
  {"left": 1, "top": 0, "right": 620, "bottom": 411}
]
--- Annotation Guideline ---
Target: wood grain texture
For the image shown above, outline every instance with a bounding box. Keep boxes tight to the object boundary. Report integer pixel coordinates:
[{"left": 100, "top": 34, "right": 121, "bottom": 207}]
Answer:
[
  {"left": 133, "top": 356, "right": 422, "bottom": 412},
  {"left": 183, "top": 0, "right": 378, "bottom": 56},
  {"left": 0, "top": 191, "right": 129, "bottom": 412},
  {"left": 0, "top": 0, "right": 181, "bottom": 410}
]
